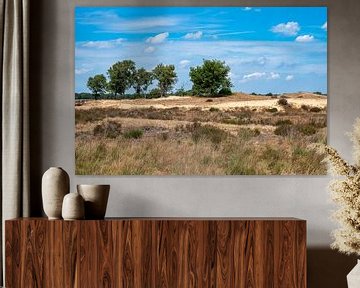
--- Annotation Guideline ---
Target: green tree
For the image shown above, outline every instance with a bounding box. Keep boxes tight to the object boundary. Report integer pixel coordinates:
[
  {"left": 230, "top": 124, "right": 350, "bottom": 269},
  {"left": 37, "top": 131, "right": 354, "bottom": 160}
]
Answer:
[
  {"left": 87, "top": 74, "right": 107, "bottom": 100},
  {"left": 189, "top": 59, "right": 232, "bottom": 96},
  {"left": 133, "top": 68, "right": 153, "bottom": 96},
  {"left": 107, "top": 60, "right": 136, "bottom": 96},
  {"left": 152, "top": 64, "right": 177, "bottom": 97}
]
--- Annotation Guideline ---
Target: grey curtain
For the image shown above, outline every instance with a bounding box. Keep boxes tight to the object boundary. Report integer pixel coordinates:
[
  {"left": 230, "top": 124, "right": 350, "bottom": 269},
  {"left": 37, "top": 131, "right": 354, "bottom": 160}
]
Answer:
[{"left": 0, "top": 0, "right": 30, "bottom": 284}]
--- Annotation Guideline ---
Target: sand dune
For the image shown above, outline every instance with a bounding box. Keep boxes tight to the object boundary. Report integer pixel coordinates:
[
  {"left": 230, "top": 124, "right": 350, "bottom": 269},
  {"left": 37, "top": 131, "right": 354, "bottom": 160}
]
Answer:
[{"left": 77, "top": 93, "right": 327, "bottom": 112}]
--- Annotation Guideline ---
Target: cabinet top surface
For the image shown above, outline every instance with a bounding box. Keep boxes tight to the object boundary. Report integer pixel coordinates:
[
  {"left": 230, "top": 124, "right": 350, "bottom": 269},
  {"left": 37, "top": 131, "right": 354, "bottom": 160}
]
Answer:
[{"left": 6, "top": 217, "right": 305, "bottom": 222}]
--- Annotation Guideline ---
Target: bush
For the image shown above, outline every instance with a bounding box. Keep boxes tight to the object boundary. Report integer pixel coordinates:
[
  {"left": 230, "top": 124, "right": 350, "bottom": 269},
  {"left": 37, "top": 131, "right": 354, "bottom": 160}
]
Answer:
[
  {"left": 124, "top": 129, "right": 143, "bottom": 139},
  {"left": 266, "top": 107, "right": 278, "bottom": 113},
  {"left": 266, "top": 92, "right": 273, "bottom": 96},
  {"left": 93, "top": 121, "right": 122, "bottom": 139},
  {"left": 205, "top": 99, "right": 213, "bottom": 102},
  {"left": 274, "top": 124, "right": 293, "bottom": 136},
  {"left": 298, "top": 124, "right": 317, "bottom": 135},
  {"left": 158, "top": 132, "right": 169, "bottom": 141},
  {"left": 147, "top": 88, "right": 162, "bottom": 99},
  {"left": 218, "top": 87, "right": 233, "bottom": 96},
  {"left": 174, "top": 87, "right": 188, "bottom": 96},
  {"left": 238, "top": 128, "right": 260, "bottom": 140},
  {"left": 301, "top": 105, "right": 309, "bottom": 111},
  {"left": 190, "top": 123, "right": 228, "bottom": 145},
  {"left": 278, "top": 98, "right": 288, "bottom": 106},
  {"left": 275, "top": 119, "right": 292, "bottom": 126},
  {"left": 310, "top": 107, "right": 322, "bottom": 113},
  {"left": 209, "top": 107, "right": 220, "bottom": 112}
]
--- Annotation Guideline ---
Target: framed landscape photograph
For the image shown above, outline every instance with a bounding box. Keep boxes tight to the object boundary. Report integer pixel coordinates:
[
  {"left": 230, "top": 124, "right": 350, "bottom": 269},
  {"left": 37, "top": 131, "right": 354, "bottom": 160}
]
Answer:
[{"left": 75, "top": 6, "right": 327, "bottom": 175}]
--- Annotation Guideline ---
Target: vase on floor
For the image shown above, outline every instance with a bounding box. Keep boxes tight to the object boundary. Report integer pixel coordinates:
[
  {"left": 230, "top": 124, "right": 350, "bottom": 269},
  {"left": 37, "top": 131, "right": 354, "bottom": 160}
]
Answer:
[
  {"left": 347, "top": 260, "right": 360, "bottom": 288},
  {"left": 42, "top": 167, "right": 70, "bottom": 219},
  {"left": 62, "top": 192, "right": 85, "bottom": 220}
]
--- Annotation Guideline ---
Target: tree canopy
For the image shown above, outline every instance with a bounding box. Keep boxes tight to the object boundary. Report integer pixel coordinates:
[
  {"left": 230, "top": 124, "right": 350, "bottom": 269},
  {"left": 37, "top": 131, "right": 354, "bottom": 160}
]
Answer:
[
  {"left": 189, "top": 59, "right": 232, "bottom": 96},
  {"left": 133, "top": 68, "right": 153, "bottom": 96},
  {"left": 87, "top": 74, "right": 107, "bottom": 100},
  {"left": 107, "top": 60, "right": 136, "bottom": 96},
  {"left": 152, "top": 64, "right": 177, "bottom": 97},
  {"left": 84, "top": 58, "right": 234, "bottom": 99}
]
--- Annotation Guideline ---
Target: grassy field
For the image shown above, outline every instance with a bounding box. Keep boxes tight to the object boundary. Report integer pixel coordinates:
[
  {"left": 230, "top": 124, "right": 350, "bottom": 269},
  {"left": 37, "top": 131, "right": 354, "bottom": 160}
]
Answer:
[{"left": 75, "top": 93, "right": 327, "bottom": 175}]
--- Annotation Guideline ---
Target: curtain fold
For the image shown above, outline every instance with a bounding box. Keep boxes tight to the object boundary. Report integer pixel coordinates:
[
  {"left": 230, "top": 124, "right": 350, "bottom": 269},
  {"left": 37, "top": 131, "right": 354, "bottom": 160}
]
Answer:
[{"left": 0, "top": 0, "right": 30, "bottom": 284}]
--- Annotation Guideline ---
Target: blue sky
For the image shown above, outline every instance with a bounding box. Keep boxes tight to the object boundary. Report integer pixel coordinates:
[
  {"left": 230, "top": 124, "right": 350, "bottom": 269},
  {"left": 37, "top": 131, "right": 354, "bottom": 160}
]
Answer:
[{"left": 75, "top": 7, "right": 327, "bottom": 94}]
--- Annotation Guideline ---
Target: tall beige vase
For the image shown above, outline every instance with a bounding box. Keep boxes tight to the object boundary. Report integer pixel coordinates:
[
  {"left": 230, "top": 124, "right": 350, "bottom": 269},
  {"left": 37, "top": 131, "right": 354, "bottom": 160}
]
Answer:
[
  {"left": 42, "top": 167, "right": 70, "bottom": 219},
  {"left": 77, "top": 184, "right": 110, "bottom": 219}
]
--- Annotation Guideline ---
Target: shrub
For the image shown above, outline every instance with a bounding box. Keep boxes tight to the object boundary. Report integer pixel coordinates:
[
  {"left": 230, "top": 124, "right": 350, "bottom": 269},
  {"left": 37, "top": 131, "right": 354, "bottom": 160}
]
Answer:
[
  {"left": 275, "top": 119, "right": 292, "bottom": 126},
  {"left": 190, "top": 123, "right": 228, "bottom": 145},
  {"left": 266, "top": 107, "right": 278, "bottom": 113},
  {"left": 301, "top": 105, "right": 309, "bottom": 111},
  {"left": 218, "top": 87, "right": 233, "bottom": 96},
  {"left": 147, "top": 88, "right": 162, "bottom": 99},
  {"left": 124, "top": 129, "right": 143, "bottom": 139},
  {"left": 310, "top": 107, "right": 322, "bottom": 113},
  {"left": 266, "top": 93, "right": 273, "bottom": 96},
  {"left": 274, "top": 124, "right": 293, "bottom": 136},
  {"left": 238, "top": 128, "right": 260, "bottom": 140},
  {"left": 159, "top": 132, "right": 169, "bottom": 141},
  {"left": 93, "top": 121, "right": 122, "bottom": 139},
  {"left": 174, "top": 87, "right": 188, "bottom": 96},
  {"left": 205, "top": 99, "right": 213, "bottom": 102},
  {"left": 209, "top": 107, "right": 220, "bottom": 112},
  {"left": 298, "top": 124, "right": 317, "bottom": 135},
  {"left": 251, "top": 92, "right": 257, "bottom": 95},
  {"left": 278, "top": 98, "right": 288, "bottom": 106}
]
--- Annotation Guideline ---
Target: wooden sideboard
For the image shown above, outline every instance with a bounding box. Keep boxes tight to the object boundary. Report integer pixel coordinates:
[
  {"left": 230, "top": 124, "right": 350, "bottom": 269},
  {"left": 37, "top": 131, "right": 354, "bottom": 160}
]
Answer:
[{"left": 5, "top": 218, "right": 306, "bottom": 287}]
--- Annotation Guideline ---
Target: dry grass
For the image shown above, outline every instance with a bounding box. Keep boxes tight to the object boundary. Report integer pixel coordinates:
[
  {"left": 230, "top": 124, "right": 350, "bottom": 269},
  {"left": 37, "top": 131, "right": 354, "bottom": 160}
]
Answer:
[{"left": 75, "top": 93, "right": 327, "bottom": 175}]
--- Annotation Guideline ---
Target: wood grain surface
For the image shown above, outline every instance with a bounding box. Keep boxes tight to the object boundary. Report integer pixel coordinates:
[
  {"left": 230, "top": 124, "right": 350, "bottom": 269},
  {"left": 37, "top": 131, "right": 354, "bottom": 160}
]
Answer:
[{"left": 5, "top": 218, "right": 306, "bottom": 288}]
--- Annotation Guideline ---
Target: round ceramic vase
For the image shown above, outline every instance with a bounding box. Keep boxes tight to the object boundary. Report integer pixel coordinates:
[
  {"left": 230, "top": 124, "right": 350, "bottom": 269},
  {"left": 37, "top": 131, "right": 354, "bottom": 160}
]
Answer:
[
  {"left": 62, "top": 192, "right": 85, "bottom": 220},
  {"left": 42, "top": 167, "right": 70, "bottom": 219},
  {"left": 77, "top": 184, "right": 110, "bottom": 219}
]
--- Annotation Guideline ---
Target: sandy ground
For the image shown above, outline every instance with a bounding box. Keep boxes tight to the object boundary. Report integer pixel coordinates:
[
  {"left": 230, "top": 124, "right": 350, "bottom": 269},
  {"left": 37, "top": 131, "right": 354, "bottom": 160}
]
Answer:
[{"left": 76, "top": 93, "right": 327, "bottom": 111}]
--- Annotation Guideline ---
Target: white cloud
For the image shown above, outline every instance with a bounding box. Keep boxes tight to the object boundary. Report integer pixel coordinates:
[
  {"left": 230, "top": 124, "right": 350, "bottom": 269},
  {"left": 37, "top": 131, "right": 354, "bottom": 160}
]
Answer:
[
  {"left": 268, "top": 72, "right": 280, "bottom": 80},
  {"left": 78, "top": 11, "right": 182, "bottom": 33},
  {"left": 271, "top": 22, "right": 300, "bottom": 36},
  {"left": 243, "top": 7, "right": 252, "bottom": 11},
  {"left": 81, "top": 38, "right": 125, "bottom": 49},
  {"left": 257, "top": 56, "right": 267, "bottom": 66},
  {"left": 295, "top": 35, "right": 314, "bottom": 42},
  {"left": 146, "top": 32, "right": 169, "bottom": 44},
  {"left": 322, "top": 21, "right": 327, "bottom": 31},
  {"left": 184, "top": 31, "right": 203, "bottom": 40},
  {"left": 75, "top": 67, "right": 93, "bottom": 75},
  {"left": 144, "top": 46, "right": 155, "bottom": 53},
  {"left": 241, "top": 72, "right": 266, "bottom": 82},
  {"left": 179, "top": 59, "right": 190, "bottom": 68},
  {"left": 241, "top": 71, "right": 281, "bottom": 82},
  {"left": 286, "top": 75, "right": 294, "bottom": 81}
]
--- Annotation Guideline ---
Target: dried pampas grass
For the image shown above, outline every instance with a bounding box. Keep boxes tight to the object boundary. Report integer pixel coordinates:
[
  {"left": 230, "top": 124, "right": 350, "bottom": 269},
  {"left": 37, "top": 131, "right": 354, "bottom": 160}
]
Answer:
[{"left": 313, "top": 118, "right": 360, "bottom": 256}]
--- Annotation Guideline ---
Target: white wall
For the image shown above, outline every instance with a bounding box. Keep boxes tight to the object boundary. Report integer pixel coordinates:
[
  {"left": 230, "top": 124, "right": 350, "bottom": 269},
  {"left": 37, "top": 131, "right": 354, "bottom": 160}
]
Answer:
[{"left": 30, "top": 0, "right": 360, "bottom": 250}]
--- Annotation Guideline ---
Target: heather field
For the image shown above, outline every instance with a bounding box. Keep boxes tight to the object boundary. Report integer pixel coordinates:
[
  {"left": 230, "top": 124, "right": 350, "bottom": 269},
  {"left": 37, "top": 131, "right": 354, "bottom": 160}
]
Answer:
[{"left": 75, "top": 93, "right": 327, "bottom": 175}]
